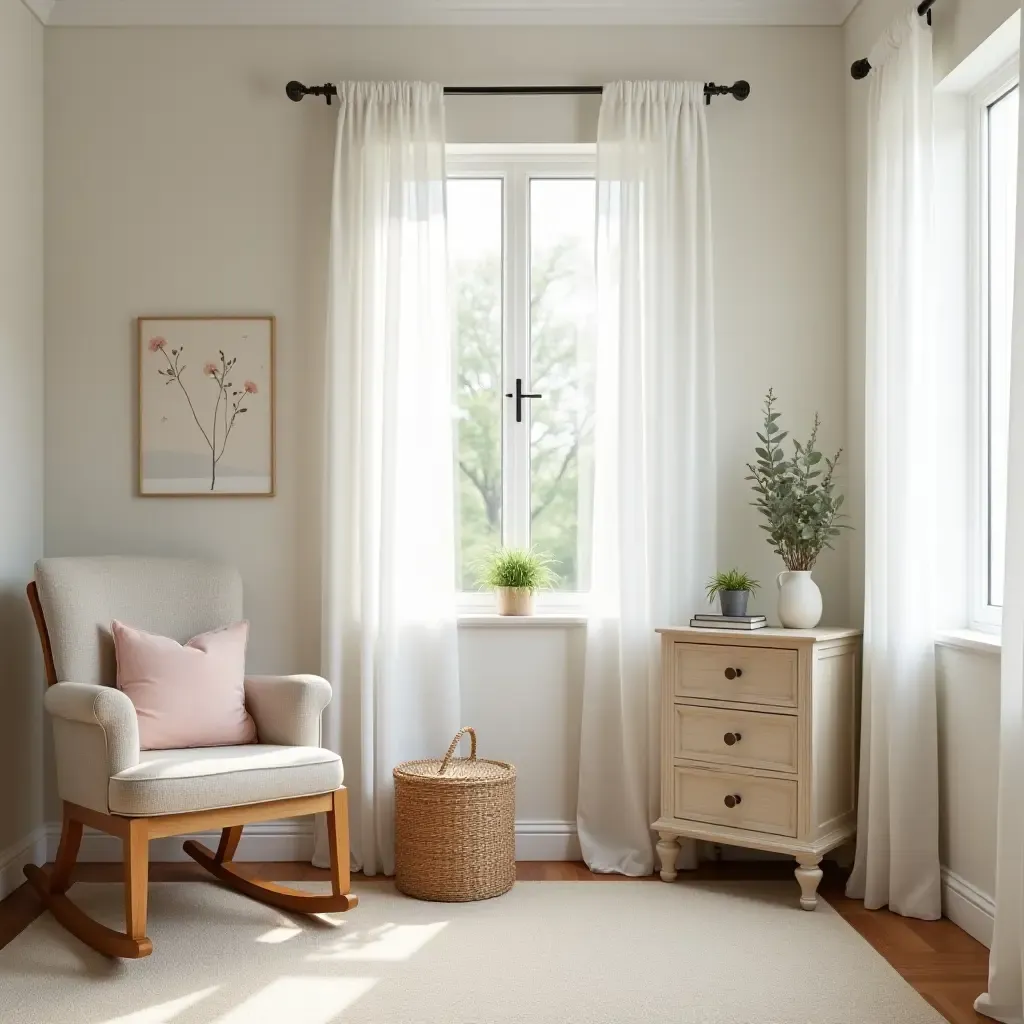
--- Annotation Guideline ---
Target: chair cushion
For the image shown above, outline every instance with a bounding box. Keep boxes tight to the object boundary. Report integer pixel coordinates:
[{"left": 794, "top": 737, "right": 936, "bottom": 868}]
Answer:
[
  {"left": 108, "top": 745, "right": 343, "bottom": 816},
  {"left": 112, "top": 619, "right": 256, "bottom": 750}
]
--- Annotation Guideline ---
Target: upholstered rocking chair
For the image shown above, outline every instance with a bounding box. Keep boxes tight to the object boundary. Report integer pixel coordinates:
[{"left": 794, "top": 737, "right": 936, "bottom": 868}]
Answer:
[{"left": 24, "top": 556, "right": 356, "bottom": 959}]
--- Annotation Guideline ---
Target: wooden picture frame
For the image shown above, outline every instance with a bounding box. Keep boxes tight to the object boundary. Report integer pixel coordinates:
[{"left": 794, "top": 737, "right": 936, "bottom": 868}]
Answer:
[{"left": 137, "top": 316, "right": 275, "bottom": 497}]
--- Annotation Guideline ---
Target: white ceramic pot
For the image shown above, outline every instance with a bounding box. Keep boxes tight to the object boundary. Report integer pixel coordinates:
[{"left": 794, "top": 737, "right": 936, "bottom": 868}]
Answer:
[
  {"left": 776, "top": 570, "right": 822, "bottom": 629},
  {"left": 496, "top": 587, "right": 534, "bottom": 616}
]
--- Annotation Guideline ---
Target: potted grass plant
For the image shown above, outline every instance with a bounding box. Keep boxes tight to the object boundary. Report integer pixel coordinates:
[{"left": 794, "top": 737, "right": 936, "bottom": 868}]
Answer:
[
  {"left": 705, "top": 569, "right": 760, "bottom": 617},
  {"left": 745, "top": 388, "right": 849, "bottom": 628},
  {"left": 477, "top": 547, "right": 558, "bottom": 616}
]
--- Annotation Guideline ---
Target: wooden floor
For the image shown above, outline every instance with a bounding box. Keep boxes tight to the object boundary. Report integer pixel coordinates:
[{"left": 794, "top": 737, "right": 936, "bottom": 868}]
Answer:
[{"left": 0, "top": 859, "right": 990, "bottom": 1024}]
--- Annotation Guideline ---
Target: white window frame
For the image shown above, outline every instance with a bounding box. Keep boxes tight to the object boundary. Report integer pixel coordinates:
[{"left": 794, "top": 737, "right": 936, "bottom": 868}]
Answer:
[
  {"left": 967, "top": 59, "right": 1019, "bottom": 632},
  {"left": 447, "top": 144, "right": 596, "bottom": 611}
]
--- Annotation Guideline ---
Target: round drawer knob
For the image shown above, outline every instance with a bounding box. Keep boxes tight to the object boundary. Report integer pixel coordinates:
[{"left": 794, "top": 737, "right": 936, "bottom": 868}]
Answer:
[
  {"left": 724, "top": 794, "right": 742, "bottom": 809},
  {"left": 724, "top": 667, "right": 743, "bottom": 680},
  {"left": 723, "top": 732, "right": 742, "bottom": 746}
]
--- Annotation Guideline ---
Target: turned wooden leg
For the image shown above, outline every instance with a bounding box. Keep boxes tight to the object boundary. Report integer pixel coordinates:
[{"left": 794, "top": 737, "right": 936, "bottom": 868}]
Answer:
[
  {"left": 124, "top": 819, "right": 149, "bottom": 941},
  {"left": 795, "top": 854, "right": 823, "bottom": 911},
  {"left": 326, "top": 788, "right": 351, "bottom": 896},
  {"left": 215, "top": 825, "right": 243, "bottom": 864},
  {"left": 656, "top": 832, "right": 681, "bottom": 882},
  {"left": 49, "top": 810, "right": 84, "bottom": 895}
]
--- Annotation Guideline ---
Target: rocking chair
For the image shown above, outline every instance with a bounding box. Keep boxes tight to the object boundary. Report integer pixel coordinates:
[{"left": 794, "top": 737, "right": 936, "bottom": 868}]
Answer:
[{"left": 24, "top": 556, "right": 356, "bottom": 958}]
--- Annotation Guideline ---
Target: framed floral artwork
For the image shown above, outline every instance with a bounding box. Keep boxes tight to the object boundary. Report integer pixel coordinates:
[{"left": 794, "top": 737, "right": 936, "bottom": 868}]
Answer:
[{"left": 138, "top": 316, "right": 275, "bottom": 496}]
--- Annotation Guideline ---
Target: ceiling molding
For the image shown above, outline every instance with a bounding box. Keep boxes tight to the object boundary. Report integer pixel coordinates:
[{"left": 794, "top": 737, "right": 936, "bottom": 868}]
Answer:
[
  {"left": 43, "top": 0, "right": 853, "bottom": 28},
  {"left": 19, "top": 0, "right": 55, "bottom": 24}
]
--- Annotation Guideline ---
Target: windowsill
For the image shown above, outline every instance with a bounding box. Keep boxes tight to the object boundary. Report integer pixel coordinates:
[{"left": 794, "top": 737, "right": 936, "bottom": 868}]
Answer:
[
  {"left": 457, "top": 613, "right": 587, "bottom": 627},
  {"left": 935, "top": 629, "right": 1002, "bottom": 655}
]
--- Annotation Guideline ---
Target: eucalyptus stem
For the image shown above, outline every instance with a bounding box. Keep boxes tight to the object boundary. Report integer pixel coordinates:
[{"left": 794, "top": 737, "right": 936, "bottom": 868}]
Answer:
[{"left": 745, "top": 389, "right": 850, "bottom": 572}]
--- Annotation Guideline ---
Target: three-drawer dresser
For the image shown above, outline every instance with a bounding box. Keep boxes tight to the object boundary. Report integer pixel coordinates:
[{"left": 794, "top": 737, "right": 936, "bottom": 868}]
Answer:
[{"left": 653, "top": 625, "right": 861, "bottom": 910}]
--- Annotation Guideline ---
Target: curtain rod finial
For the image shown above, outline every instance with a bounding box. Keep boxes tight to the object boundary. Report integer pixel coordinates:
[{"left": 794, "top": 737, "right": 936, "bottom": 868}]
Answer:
[
  {"left": 851, "top": 59, "right": 872, "bottom": 80},
  {"left": 286, "top": 80, "right": 306, "bottom": 102}
]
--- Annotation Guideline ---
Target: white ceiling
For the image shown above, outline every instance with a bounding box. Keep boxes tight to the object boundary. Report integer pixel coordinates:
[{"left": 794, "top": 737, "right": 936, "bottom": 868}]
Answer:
[{"left": 26, "top": 0, "right": 861, "bottom": 28}]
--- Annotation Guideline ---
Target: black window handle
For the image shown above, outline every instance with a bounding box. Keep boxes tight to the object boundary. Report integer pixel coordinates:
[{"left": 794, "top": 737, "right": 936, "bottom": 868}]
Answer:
[{"left": 505, "top": 378, "right": 543, "bottom": 423}]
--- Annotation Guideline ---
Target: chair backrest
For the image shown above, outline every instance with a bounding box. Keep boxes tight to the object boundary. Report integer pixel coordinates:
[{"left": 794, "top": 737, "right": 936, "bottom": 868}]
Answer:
[{"left": 32, "top": 556, "right": 243, "bottom": 687}]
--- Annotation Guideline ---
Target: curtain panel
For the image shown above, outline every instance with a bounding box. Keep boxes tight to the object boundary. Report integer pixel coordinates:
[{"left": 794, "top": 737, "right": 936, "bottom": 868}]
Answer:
[
  {"left": 315, "top": 82, "right": 461, "bottom": 876},
  {"left": 577, "top": 81, "right": 717, "bottom": 875},
  {"left": 846, "top": 9, "right": 942, "bottom": 920},
  {"left": 976, "top": 11, "right": 1024, "bottom": 1021}
]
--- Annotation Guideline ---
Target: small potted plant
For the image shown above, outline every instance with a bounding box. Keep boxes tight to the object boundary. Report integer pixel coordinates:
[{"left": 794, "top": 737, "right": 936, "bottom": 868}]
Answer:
[
  {"left": 477, "top": 547, "right": 558, "bottom": 616},
  {"left": 705, "top": 569, "right": 760, "bottom": 617},
  {"left": 745, "top": 388, "right": 850, "bottom": 628}
]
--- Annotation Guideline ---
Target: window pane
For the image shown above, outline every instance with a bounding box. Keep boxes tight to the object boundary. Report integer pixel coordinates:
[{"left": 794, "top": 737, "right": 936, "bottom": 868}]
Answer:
[
  {"left": 988, "top": 85, "right": 1018, "bottom": 608},
  {"left": 529, "top": 178, "right": 596, "bottom": 592},
  {"left": 449, "top": 178, "right": 503, "bottom": 590}
]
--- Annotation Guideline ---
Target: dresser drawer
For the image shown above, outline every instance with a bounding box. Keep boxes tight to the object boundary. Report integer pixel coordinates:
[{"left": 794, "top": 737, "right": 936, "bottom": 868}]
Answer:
[
  {"left": 672, "top": 766, "right": 798, "bottom": 837},
  {"left": 673, "top": 643, "right": 798, "bottom": 707},
  {"left": 673, "top": 704, "right": 799, "bottom": 773}
]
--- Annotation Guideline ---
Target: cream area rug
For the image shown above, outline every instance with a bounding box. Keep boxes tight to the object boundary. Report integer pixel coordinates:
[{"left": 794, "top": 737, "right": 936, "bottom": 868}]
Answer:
[{"left": 0, "top": 880, "right": 944, "bottom": 1024}]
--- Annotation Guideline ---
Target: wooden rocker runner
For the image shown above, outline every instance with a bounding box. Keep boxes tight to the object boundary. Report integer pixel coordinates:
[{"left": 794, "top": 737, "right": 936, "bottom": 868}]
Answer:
[{"left": 23, "top": 557, "right": 357, "bottom": 959}]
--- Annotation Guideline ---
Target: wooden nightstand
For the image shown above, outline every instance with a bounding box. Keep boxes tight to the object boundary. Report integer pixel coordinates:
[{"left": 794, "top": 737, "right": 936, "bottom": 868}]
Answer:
[{"left": 652, "top": 625, "right": 861, "bottom": 910}]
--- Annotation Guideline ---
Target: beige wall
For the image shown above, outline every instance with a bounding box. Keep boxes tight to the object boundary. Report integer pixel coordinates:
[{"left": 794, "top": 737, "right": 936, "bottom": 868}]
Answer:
[
  {"left": 0, "top": 0, "right": 45, "bottom": 877},
  {"left": 43, "top": 25, "right": 848, "bottom": 835},
  {"left": 843, "top": 0, "right": 1018, "bottom": 942}
]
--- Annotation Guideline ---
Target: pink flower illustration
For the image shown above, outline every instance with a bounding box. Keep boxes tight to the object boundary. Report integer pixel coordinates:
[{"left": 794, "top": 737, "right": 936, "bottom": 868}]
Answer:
[{"left": 149, "top": 341, "right": 261, "bottom": 491}]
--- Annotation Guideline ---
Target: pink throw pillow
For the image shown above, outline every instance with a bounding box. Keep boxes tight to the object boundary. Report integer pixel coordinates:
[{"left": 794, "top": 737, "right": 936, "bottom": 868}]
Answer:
[{"left": 112, "top": 620, "right": 257, "bottom": 750}]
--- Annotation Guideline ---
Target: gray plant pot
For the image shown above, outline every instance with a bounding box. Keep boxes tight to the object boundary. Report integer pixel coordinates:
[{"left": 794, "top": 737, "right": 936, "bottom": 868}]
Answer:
[{"left": 719, "top": 590, "right": 750, "bottom": 617}]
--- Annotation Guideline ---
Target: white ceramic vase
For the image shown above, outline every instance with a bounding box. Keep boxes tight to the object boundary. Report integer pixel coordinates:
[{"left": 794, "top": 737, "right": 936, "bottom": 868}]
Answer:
[
  {"left": 496, "top": 587, "right": 534, "bottom": 616},
  {"left": 776, "top": 570, "right": 822, "bottom": 629}
]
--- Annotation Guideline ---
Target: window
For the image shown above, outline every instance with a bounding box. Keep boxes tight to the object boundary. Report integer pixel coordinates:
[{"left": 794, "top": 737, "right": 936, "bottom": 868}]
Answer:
[
  {"left": 447, "top": 148, "right": 596, "bottom": 601},
  {"left": 971, "top": 66, "right": 1018, "bottom": 629}
]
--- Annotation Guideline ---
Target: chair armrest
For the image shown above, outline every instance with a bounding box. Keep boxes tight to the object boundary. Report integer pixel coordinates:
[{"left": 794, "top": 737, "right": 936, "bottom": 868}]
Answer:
[
  {"left": 44, "top": 683, "right": 140, "bottom": 813},
  {"left": 244, "top": 675, "right": 332, "bottom": 747}
]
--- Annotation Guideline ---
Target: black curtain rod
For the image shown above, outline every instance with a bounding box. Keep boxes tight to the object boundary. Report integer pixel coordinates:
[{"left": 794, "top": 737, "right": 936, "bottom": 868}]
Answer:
[
  {"left": 286, "top": 80, "right": 751, "bottom": 107},
  {"left": 850, "top": 0, "right": 937, "bottom": 79}
]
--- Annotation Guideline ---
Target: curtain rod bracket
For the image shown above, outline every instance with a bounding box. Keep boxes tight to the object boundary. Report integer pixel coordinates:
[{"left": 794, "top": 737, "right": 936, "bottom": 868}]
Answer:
[
  {"left": 850, "top": 0, "right": 937, "bottom": 79},
  {"left": 704, "top": 80, "right": 750, "bottom": 105},
  {"left": 286, "top": 81, "right": 337, "bottom": 105}
]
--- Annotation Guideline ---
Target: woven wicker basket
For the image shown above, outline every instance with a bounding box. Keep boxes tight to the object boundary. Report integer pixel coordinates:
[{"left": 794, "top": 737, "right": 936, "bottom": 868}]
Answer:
[{"left": 393, "top": 727, "right": 516, "bottom": 902}]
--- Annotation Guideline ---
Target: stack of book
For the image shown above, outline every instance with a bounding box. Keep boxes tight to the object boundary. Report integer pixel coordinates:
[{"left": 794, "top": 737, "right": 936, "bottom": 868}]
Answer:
[{"left": 689, "top": 613, "right": 767, "bottom": 630}]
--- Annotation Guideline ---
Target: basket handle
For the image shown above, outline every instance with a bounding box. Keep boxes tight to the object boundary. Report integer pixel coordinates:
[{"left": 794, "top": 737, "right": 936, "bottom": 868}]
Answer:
[{"left": 438, "top": 727, "right": 477, "bottom": 774}]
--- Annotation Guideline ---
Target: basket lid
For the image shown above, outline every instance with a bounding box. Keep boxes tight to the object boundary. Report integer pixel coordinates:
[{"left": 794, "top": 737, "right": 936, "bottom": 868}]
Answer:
[
  {"left": 393, "top": 727, "right": 516, "bottom": 784},
  {"left": 394, "top": 756, "right": 515, "bottom": 783}
]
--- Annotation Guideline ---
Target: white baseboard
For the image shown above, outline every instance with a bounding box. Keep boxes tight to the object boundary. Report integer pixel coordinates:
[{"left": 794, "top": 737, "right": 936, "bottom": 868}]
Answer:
[
  {"left": 515, "top": 820, "right": 580, "bottom": 861},
  {"left": 37, "top": 819, "right": 580, "bottom": 864},
  {"left": 0, "top": 827, "right": 48, "bottom": 900},
  {"left": 709, "top": 844, "right": 789, "bottom": 862},
  {"left": 942, "top": 866, "right": 994, "bottom": 948},
  {"left": 695, "top": 840, "right": 854, "bottom": 864},
  {"left": 45, "top": 821, "right": 315, "bottom": 863}
]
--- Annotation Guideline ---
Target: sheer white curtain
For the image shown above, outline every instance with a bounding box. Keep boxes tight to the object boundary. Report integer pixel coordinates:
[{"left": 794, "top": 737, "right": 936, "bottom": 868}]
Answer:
[
  {"left": 314, "top": 82, "right": 461, "bottom": 876},
  {"left": 846, "top": 10, "right": 942, "bottom": 919},
  {"left": 577, "top": 81, "right": 717, "bottom": 875},
  {"left": 976, "top": 16, "right": 1024, "bottom": 1021}
]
